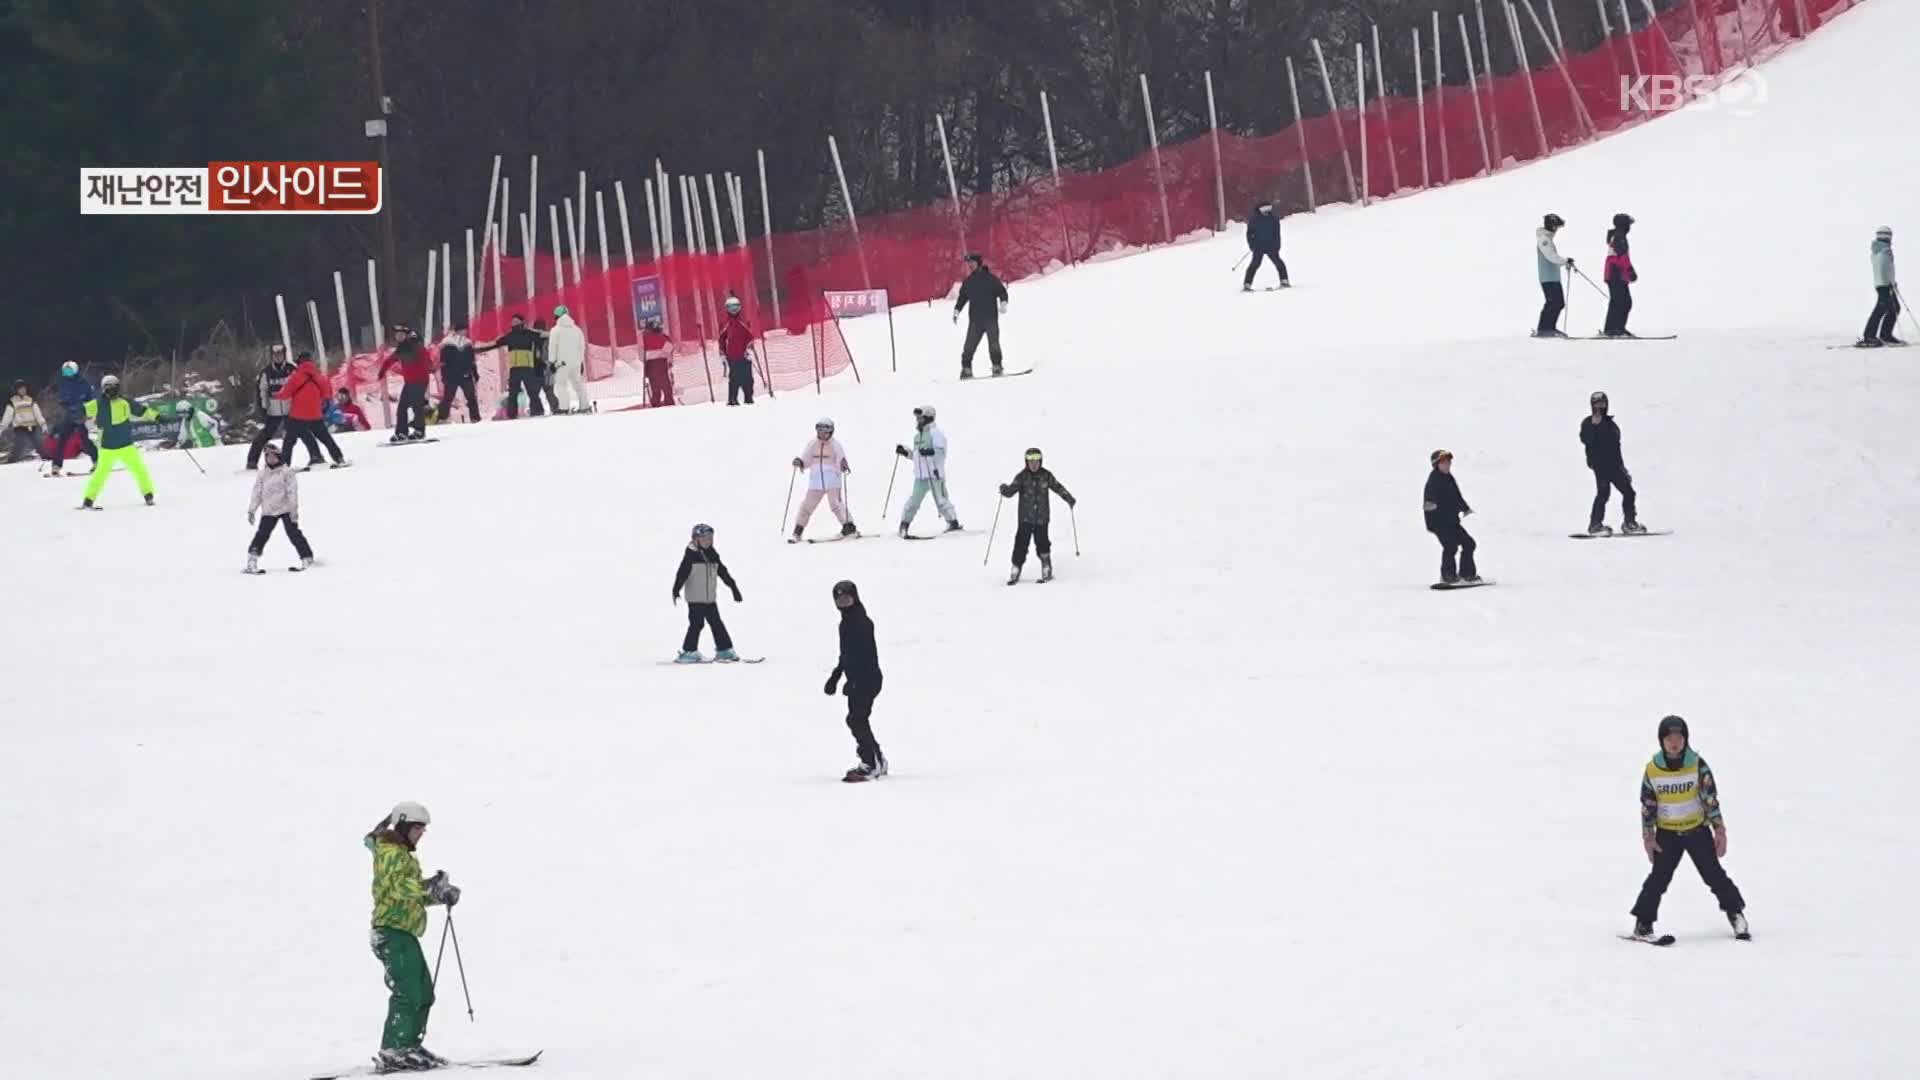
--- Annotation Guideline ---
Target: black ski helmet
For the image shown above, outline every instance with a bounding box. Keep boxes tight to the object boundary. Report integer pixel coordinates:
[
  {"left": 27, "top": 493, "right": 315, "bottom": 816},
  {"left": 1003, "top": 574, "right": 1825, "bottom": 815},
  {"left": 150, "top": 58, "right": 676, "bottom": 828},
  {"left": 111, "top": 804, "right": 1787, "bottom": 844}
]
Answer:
[
  {"left": 1657, "top": 715, "right": 1689, "bottom": 746},
  {"left": 1590, "top": 391, "right": 1609, "bottom": 410},
  {"left": 1543, "top": 213, "right": 1565, "bottom": 230},
  {"left": 1430, "top": 448, "right": 1453, "bottom": 466},
  {"left": 1024, "top": 447, "right": 1043, "bottom": 463},
  {"left": 831, "top": 580, "right": 859, "bottom": 603},
  {"left": 1612, "top": 213, "right": 1635, "bottom": 229}
]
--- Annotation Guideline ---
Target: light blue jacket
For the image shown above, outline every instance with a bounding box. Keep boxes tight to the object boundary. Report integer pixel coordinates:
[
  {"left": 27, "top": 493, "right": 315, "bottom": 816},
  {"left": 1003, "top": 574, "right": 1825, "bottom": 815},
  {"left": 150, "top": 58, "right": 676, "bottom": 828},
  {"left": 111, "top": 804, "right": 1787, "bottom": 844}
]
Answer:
[
  {"left": 1536, "top": 228, "right": 1570, "bottom": 284},
  {"left": 1871, "top": 238, "right": 1895, "bottom": 287}
]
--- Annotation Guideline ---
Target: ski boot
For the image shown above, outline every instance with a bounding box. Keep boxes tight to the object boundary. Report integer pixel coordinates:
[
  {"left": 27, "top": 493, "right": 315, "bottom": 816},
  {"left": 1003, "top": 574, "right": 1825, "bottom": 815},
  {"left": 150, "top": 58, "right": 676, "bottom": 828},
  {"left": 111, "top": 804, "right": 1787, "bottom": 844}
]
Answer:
[
  {"left": 1728, "top": 911, "right": 1750, "bottom": 940},
  {"left": 674, "top": 651, "right": 704, "bottom": 665},
  {"left": 1630, "top": 919, "right": 1658, "bottom": 943},
  {"left": 80, "top": 497, "right": 95, "bottom": 510},
  {"left": 1240, "top": 283, "right": 1253, "bottom": 293},
  {"left": 943, "top": 518, "right": 964, "bottom": 533},
  {"left": 1587, "top": 522, "right": 1613, "bottom": 536},
  {"left": 1439, "top": 574, "right": 1461, "bottom": 585},
  {"left": 714, "top": 649, "right": 740, "bottom": 663},
  {"left": 1039, "top": 555, "right": 1054, "bottom": 583},
  {"left": 1533, "top": 328, "right": 1568, "bottom": 338},
  {"left": 959, "top": 367, "right": 974, "bottom": 380},
  {"left": 897, "top": 522, "right": 911, "bottom": 539},
  {"left": 840, "top": 521, "right": 857, "bottom": 538},
  {"left": 1277, "top": 279, "right": 1292, "bottom": 289},
  {"left": 1881, "top": 335, "right": 1906, "bottom": 346},
  {"left": 331, "top": 460, "right": 352, "bottom": 469},
  {"left": 372, "top": 1048, "right": 430, "bottom": 1074},
  {"left": 1857, "top": 337, "right": 1885, "bottom": 348},
  {"left": 245, "top": 554, "right": 260, "bottom": 575},
  {"left": 48, "top": 466, "right": 61, "bottom": 477},
  {"left": 144, "top": 493, "right": 155, "bottom": 506},
  {"left": 1007, "top": 564, "right": 1023, "bottom": 585},
  {"left": 991, "top": 365, "right": 1005, "bottom": 377},
  {"left": 1621, "top": 520, "right": 1647, "bottom": 535},
  {"left": 299, "top": 556, "right": 315, "bottom": 570},
  {"left": 791, "top": 524, "right": 805, "bottom": 544},
  {"left": 1461, "top": 574, "right": 1482, "bottom": 584}
]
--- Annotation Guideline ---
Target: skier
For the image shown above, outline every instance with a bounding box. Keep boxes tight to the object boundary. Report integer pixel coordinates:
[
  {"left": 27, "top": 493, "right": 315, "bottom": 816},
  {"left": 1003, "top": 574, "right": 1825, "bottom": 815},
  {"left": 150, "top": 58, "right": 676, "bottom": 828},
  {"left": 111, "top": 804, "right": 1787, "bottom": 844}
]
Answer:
[
  {"left": 718, "top": 297, "right": 757, "bottom": 406},
  {"left": 895, "top": 405, "right": 961, "bottom": 537},
  {"left": 640, "top": 317, "right": 675, "bottom": 407},
  {"left": 331, "top": 388, "right": 371, "bottom": 433},
  {"left": 277, "top": 350, "right": 349, "bottom": 469},
  {"left": 476, "top": 314, "right": 546, "bottom": 419},
  {"left": 671, "top": 523, "right": 744, "bottom": 663},
  {"left": 80, "top": 374, "right": 160, "bottom": 508},
  {"left": 1580, "top": 391, "right": 1644, "bottom": 535},
  {"left": 1631, "top": 716, "right": 1749, "bottom": 943},
  {"left": 48, "top": 361, "right": 99, "bottom": 476},
  {"left": 952, "top": 253, "right": 1009, "bottom": 378},
  {"left": 996, "top": 448, "right": 1076, "bottom": 583},
  {"left": 378, "top": 326, "right": 434, "bottom": 440},
  {"left": 1602, "top": 213, "right": 1638, "bottom": 338},
  {"left": 1242, "top": 203, "right": 1290, "bottom": 291},
  {"left": 364, "top": 801, "right": 460, "bottom": 1073},
  {"left": 547, "top": 305, "right": 592, "bottom": 413},
  {"left": 1422, "top": 449, "right": 1478, "bottom": 584},
  {"left": 1861, "top": 225, "right": 1902, "bottom": 347},
  {"left": 1535, "top": 213, "right": 1574, "bottom": 337},
  {"left": 791, "top": 418, "right": 857, "bottom": 541},
  {"left": 435, "top": 321, "right": 481, "bottom": 422},
  {"left": 4, "top": 380, "right": 48, "bottom": 463},
  {"left": 246, "top": 343, "right": 296, "bottom": 469},
  {"left": 824, "top": 579, "right": 887, "bottom": 781},
  {"left": 244, "top": 443, "right": 315, "bottom": 572}
]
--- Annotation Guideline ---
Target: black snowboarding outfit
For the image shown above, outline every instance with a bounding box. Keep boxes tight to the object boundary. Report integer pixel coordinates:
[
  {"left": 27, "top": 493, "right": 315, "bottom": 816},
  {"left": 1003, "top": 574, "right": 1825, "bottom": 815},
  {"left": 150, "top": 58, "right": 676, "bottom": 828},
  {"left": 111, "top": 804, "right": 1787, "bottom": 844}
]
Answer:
[
  {"left": 953, "top": 257, "right": 1009, "bottom": 377},
  {"left": 1423, "top": 460, "right": 1477, "bottom": 582},
  {"left": 436, "top": 334, "right": 481, "bottom": 423},
  {"left": 998, "top": 462, "right": 1075, "bottom": 575},
  {"left": 1580, "top": 407, "right": 1638, "bottom": 530},
  {"left": 824, "top": 582, "right": 885, "bottom": 773},
  {"left": 672, "top": 541, "right": 741, "bottom": 654},
  {"left": 1243, "top": 205, "right": 1289, "bottom": 289}
]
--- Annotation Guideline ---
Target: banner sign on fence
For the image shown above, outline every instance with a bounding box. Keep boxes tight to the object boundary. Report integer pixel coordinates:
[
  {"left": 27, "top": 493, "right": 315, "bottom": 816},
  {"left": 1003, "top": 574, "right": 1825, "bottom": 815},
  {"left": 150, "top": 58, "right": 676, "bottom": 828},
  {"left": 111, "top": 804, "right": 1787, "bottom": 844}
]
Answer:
[
  {"left": 824, "top": 288, "right": 890, "bottom": 319},
  {"left": 631, "top": 274, "right": 665, "bottom": 327}
]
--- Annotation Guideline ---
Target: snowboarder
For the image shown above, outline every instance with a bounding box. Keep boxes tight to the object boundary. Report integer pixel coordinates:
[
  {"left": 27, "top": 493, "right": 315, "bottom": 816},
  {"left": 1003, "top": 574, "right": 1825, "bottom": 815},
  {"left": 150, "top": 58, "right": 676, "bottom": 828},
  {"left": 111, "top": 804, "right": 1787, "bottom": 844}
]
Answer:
[
  {"left": 1422, "top": 449, "right": 1478, "bottom": 584},
  {"left": 4, "top": 380, "right": 48, "bottom": 463},
  {"left": 80, "top": 375, "right": 160, "bottom": 508},
  {"left": 1602, "top": 213, "right": 1638, "bottom": 338},
  {"left": 896, "top": 405, "right": 961, "bottom": 537},
  {"left": 435, "top": 322, "right": 481, "bottom": 422},
  {"left": 48, "top": 361, "right": 99, "bottom": 476},
  {"left": 547, "top": 305, "right": 592, "bottom": 414},
  {"left": 1535, "top": 213, "right": 1574, "bottom": 337},
  {"left": 718, "top": 297, "right": 757, "bottom": 406},
  {"left": 997, "top": 448, "right": 1076, "bottom": 583},
  {"left": 671, "top": 523, "right": 744, "bottom": 663},
  {"left": 378, "top": 326, "right": 435, "bottom": 439},
  {"left": 245, "top": 443, "right": 315, "bottom": 572},
  {"left": 824, "top": 579, "right": 887, "bottom": 781},
  {"left": 476, "top": 314, "right": 546, "bottom": 419},
  {"left": 364, "top": 801, "right": 460, "bottom": 1073},
  {"left": 277, "top": 350, "right": 349, "bottom": 469},
  {"left": 246, "top": 343, "right": 296, "bottom": 468},
  {"left": 1242, "top": 203, "right": 1290, "bottom": 291},
  {"left": 791, "top": 418, "right": 856, "bottom": 540},
  {"left": 1630, "top": 716, "right": 1749, "bottom": 943},
  {"left": 1861, "top": 225, "right": 1902, "bottom": 347},
  {"left": 952, "top": 253, "right": 1009, "bottom": 378},
  {"left": 641, "top": 317, "right": 675, "bottom": 407},
  {"left": 1581, "top": 391, "right": 1643, "bottom": 535}
]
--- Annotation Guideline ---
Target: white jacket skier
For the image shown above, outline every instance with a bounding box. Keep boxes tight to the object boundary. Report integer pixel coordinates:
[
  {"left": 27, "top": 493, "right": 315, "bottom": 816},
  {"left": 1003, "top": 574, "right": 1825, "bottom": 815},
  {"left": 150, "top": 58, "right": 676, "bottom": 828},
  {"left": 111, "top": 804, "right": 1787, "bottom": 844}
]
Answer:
[
  {"left": 546, "top": 308, "right": 591, "bottom": 413},
  {"left": 895, "top": 405, "right": 961, "bottom": 535},
  {"left": 791, "top": 419, "right": 856, "bottom": 539}
]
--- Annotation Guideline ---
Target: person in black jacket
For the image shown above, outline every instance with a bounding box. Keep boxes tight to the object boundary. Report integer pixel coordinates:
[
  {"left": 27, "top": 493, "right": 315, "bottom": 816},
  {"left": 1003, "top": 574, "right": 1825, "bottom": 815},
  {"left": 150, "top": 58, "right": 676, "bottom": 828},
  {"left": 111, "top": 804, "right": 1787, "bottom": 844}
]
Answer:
[
  {"left": 671, "top": 523, "right": 743, "bottom": 663},
  {"left": 531, "top": 318, "right": 560, "bottom": 414},
  {"left": 435, "top": 322, "right": 481, "bottom": 423},
  {"left": 1602, "top": 213, "right": 1638, "bottom": 338},
  {"left": 246, "top": 344, "right": 296, "bottom": 469},
  {"left": 1581, "top": 391, "right": 1644, "bottom": 535},
  {"left": 824, "top": 579, "right": 887, "bottom": 781},
  {"left": 997, "top": 448, "right": 1076, "bottom": 584},
  {"left": 475, "top": 314, "right": 546, "bottom": 419},
  {"left": 952, "top": 253, "right": 1009, "bottom": 379},
  {"left": 1423, "top": 449, "right": 1479, "bottom": 584},
  {"left": 1242, "top": 203, "right": 1290, "bottom": 291}
]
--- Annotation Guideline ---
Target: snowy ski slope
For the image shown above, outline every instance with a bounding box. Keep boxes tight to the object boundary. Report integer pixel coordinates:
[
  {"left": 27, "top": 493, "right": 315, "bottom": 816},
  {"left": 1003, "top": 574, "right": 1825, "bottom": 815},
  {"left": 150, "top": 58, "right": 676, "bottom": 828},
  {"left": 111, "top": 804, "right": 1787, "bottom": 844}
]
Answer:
[{"left": 4, "top": 3, "right": 1919, "bottom": 1077}]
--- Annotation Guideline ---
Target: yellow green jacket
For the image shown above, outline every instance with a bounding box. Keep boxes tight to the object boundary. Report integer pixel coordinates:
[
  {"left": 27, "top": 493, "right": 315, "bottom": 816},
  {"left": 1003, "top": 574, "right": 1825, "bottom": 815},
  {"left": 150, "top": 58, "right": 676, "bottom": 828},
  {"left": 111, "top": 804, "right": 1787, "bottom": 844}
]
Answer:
[
  {"left": 83, "top": 396, "right": 158, "bottom": 451},
  {"left": 367, "top": 836, "right": 431, "bottom": 936}
]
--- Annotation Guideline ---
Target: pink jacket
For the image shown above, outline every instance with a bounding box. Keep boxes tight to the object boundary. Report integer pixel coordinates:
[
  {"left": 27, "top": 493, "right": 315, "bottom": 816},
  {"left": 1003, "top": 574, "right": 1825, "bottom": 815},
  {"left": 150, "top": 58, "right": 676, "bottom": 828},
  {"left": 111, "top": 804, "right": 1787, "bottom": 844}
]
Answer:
[{"left": 794, "top": 437, "right": 849, "bottom": 490}]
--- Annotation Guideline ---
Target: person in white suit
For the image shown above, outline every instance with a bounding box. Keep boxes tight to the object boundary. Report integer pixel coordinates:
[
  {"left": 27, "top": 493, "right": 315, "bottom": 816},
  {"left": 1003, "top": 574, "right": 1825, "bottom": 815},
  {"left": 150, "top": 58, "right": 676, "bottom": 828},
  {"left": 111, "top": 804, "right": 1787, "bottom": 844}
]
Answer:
[
  {"left": 546, "top": 305, "right": 593, "bottom": 413},
  {"left": 791, "top": 418, "right": 857, "bottom": 541}
]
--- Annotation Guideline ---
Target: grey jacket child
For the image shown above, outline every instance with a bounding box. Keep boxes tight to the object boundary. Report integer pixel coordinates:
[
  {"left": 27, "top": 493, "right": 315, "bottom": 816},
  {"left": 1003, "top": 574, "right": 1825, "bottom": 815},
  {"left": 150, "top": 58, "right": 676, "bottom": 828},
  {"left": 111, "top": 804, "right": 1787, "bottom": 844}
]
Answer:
[{"left": 1871, "top": 234, "right": 1896, "bottom": 287}]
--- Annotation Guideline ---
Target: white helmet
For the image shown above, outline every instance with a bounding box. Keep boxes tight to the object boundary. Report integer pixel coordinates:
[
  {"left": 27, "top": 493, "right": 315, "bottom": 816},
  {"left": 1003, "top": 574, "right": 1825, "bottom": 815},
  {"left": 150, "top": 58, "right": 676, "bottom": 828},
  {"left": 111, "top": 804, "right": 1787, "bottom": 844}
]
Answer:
[
  {"left": 101, "top": 374, "right": 121, "bottom": 389},
  {"left": 915, "top": 404, "right": 936, "bottom": 421},
  {"left": 388, "top": 801, "right": 431, "bottom": 828},
  {"left": 815, "top": 417, "right": 834, "bottom": 431}
]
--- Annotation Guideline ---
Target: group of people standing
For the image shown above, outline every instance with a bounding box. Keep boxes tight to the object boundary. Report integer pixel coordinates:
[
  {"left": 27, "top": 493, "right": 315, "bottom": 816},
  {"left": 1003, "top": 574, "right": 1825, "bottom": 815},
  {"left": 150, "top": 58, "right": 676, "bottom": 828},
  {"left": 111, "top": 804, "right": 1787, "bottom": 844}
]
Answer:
[{"left": 1533, "top": 211, "right": 1640, "bottom": 338}]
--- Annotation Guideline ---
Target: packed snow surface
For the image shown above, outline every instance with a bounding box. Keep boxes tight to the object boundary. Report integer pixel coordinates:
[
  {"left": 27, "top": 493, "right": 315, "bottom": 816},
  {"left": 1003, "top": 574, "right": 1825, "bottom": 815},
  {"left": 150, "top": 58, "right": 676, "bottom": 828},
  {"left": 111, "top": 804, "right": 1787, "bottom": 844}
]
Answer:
[{"left": 3, "top": 3, "right": 1918, "bottom": 1076}]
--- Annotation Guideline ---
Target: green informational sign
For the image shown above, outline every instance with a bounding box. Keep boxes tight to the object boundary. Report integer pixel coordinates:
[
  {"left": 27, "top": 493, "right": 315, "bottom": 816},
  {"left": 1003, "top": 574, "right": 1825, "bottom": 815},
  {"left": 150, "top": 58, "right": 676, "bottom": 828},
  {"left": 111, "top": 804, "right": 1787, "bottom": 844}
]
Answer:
[{"left": 132, "top": 396, "right": 222, "bottom": 447}]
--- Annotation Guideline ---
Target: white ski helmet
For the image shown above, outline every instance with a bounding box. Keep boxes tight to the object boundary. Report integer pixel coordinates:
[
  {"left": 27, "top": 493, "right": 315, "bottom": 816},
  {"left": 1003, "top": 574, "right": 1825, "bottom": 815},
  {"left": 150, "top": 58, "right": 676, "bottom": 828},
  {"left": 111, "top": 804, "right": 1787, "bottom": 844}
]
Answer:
[
  {"left": 815, "top": 417, "right": 834, "bottom": 431},
  {"left": 101, "top": 374, "right": 121, "bottom": 389},
  {"left": 389, "top": 801, "right": 431, "bottom": 828},
  {"left": 915, "top": 404, "right": 936, "bottom": 421}
]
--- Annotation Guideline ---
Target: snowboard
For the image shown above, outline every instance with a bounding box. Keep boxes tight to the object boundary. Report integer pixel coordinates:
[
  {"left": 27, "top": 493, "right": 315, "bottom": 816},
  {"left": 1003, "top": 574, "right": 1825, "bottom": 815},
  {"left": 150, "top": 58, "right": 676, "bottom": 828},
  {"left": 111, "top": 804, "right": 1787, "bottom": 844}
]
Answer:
[
  {"left": 954, "top": 369, "right": 1034, "bottom": 382},
  {"left": 1430, "top": 579, "right": 1494, "bottom": 590},
  {"left": 1618, "top": 933, "right": 1676, "bottom": 947},
  {"left": 307, "top": 1051, "right": 542, "bottom": 1079},
  {"left": 1567, "top": 529, "right": 1671, "bottom": 539},
  {"left": 379, "top": 437, "right": 440, "bottom": 447}
]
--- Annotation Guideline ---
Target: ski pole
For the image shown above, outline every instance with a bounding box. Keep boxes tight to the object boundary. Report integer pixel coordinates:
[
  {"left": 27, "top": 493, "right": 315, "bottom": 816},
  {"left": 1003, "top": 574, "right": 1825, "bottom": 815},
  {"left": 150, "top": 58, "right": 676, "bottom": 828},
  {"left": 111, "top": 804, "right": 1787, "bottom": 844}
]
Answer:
[
  {"left": 1572, "top": 265, "right": 1607, "bottom": 299},
  {"left": 983, "top": 491, "right": 1004, "bottom": 566},
  {"left": 881, "top": 454, "right": 900, "bottom": 519},
  {"left": 1561, "top": 268, "right": 1572, "bottom": 336},
  {"left": 443, "top": 912, "right": 475, "bottom": 1020},
  {"left": 1897, "top": 284, "right": 1920, "bottom": 339},
  {"left": 1231, "top": 251, "right": 1249, "bottom": 271},
  {"left": 780, "top": 467, "right": 797, "bottom": 536},
  {"left": 1069, "top": 503, "right": 1081, "bottom": 556},
  {"left": 179, "top": 444, "right": 206, "bottom": 476}
]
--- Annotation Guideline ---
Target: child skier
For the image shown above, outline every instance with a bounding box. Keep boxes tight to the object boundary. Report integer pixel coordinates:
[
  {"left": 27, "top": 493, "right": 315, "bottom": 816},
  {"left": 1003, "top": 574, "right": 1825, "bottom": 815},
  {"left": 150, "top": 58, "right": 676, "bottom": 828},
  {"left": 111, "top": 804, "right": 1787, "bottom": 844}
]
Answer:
[
  {"left": 1630, "top": 716, "right": 1749, "bottom": 943},
  {"left": 1242, "top": 203, "right": 1290, "bottom": 292},
  {"left": 245, "top": 443, "right": 315, "bottom": 573},
  {"left": 671, "top": 523, "right": 744, "bottom": 663},
  {"left": 4, "top": 380, "right": 48, "bottom": 463},
  {"left": 1422, "top": 449, "right": 1478, "bottom": 584},
  {"left": 718, "top": 298, "right": 756, "bottom": 406},
  {"left": 80, "top": 374, "right": 160, "bottom": 509},
  {"left": 1534, "top": 213, "right": 1573, "bottom": 337},
  {"left": 1861, "top": 225, "right": 1902, "bottom": 346},
  {"left": 49, "top": 361, "right": 99, "bottom": 476},
  {"left": 1602, "top": 213, "right": 1638, "bottom": 338},
  {"left": 997, "top": 448, "right": 1076, "bottom": 583},
  {"left": 1581, "top": 391, "right": 1644, "bottom": 535},
  {"left": 895, "top": 405, "right": 961, "bottom": 537},
  {"left": 640, "top": 318, "right": 675, "bottom": 407},
  {"left": 824, "top": 579, "right": 887, "bottom": 781},
  {"left": 791, "top": 418, "right": 857, "bottom": 541},
  {"left": 364, "top": 801, "right": 460, "bottom": 1073}
]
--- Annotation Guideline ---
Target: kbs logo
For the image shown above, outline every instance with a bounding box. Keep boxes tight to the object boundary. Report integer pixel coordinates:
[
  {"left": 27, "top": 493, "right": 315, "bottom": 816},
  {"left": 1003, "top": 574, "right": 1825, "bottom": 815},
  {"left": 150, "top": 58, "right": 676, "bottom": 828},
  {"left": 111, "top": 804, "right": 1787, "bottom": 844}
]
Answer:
[
  {"left": 81, "top": 162, "right": 383, "bottom": 215},
  {"left": 1619, "top": 69, "right": 1768, "bottom": 117}
]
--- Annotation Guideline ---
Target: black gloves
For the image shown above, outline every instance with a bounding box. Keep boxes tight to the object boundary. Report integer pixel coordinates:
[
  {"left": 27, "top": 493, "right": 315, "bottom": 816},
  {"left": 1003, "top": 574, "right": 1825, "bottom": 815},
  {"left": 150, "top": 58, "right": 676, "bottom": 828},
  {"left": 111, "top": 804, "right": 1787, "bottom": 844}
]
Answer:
[
  {"left": 1065, "top": 496, "right": 1077, "bottom": 507},
  {"left": 918, "top": 448, "right": 934, "bottom": 457},
  {"left": 895, "top": 444, "right": 910, "bottom": 459},
  {"left": 824, "top": 672, "right": 840, "bottom": 696},
  {"left": 730, "top": 586, "right": 743, "bottom": 603},
  {"left": 426, "top": 871, "right": 460, "bottom": 907},
  {"left": 999, "top": 484, "right": 1015, "bottom": 497}
]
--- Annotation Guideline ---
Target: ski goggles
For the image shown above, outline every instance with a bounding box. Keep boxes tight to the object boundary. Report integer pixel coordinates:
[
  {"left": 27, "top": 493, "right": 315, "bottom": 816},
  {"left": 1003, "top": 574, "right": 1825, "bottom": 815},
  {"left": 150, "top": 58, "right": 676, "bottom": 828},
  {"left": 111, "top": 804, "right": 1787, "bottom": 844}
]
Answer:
[{"left": 1024, "top": 452, "right": 1043, "bottom": 463}]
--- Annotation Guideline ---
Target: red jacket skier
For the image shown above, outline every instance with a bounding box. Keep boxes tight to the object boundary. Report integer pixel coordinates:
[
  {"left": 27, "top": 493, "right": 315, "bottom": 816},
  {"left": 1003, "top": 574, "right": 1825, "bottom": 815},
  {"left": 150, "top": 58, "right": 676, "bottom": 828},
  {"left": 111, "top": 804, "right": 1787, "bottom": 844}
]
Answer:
[
  {"left": 717, "top": 298, "right": 756, "bottom": 406},
  {"left": 641, "top": 319, "right": 675, "bottom": 408},
  {"left": 277, "top": 355, "right": 333, "bottom": 421}
]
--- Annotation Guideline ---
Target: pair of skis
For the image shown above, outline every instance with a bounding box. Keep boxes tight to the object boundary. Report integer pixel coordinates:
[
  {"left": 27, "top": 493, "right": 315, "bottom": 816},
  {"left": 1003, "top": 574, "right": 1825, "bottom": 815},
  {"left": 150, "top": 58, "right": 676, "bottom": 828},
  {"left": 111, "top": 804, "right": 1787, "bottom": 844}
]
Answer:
[{"left": 308, "top": 1050, "right": 541, "bottom": 1079}]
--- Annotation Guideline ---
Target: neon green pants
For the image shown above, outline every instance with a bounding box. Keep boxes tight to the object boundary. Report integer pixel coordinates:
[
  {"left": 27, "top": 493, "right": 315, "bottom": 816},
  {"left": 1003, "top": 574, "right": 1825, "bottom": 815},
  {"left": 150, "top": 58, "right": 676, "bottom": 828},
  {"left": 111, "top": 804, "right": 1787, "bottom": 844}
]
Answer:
[{"left": 83, "top": 446, "right": 153, "bottom": 502}]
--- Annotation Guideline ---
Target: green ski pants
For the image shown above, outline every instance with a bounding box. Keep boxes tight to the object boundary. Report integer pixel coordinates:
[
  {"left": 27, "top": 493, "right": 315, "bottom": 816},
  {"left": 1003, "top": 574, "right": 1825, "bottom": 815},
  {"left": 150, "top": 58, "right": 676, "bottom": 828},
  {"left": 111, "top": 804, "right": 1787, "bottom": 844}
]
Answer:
[{"left": 371, "top": 927, "right": 435, "bottom": 1049}]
